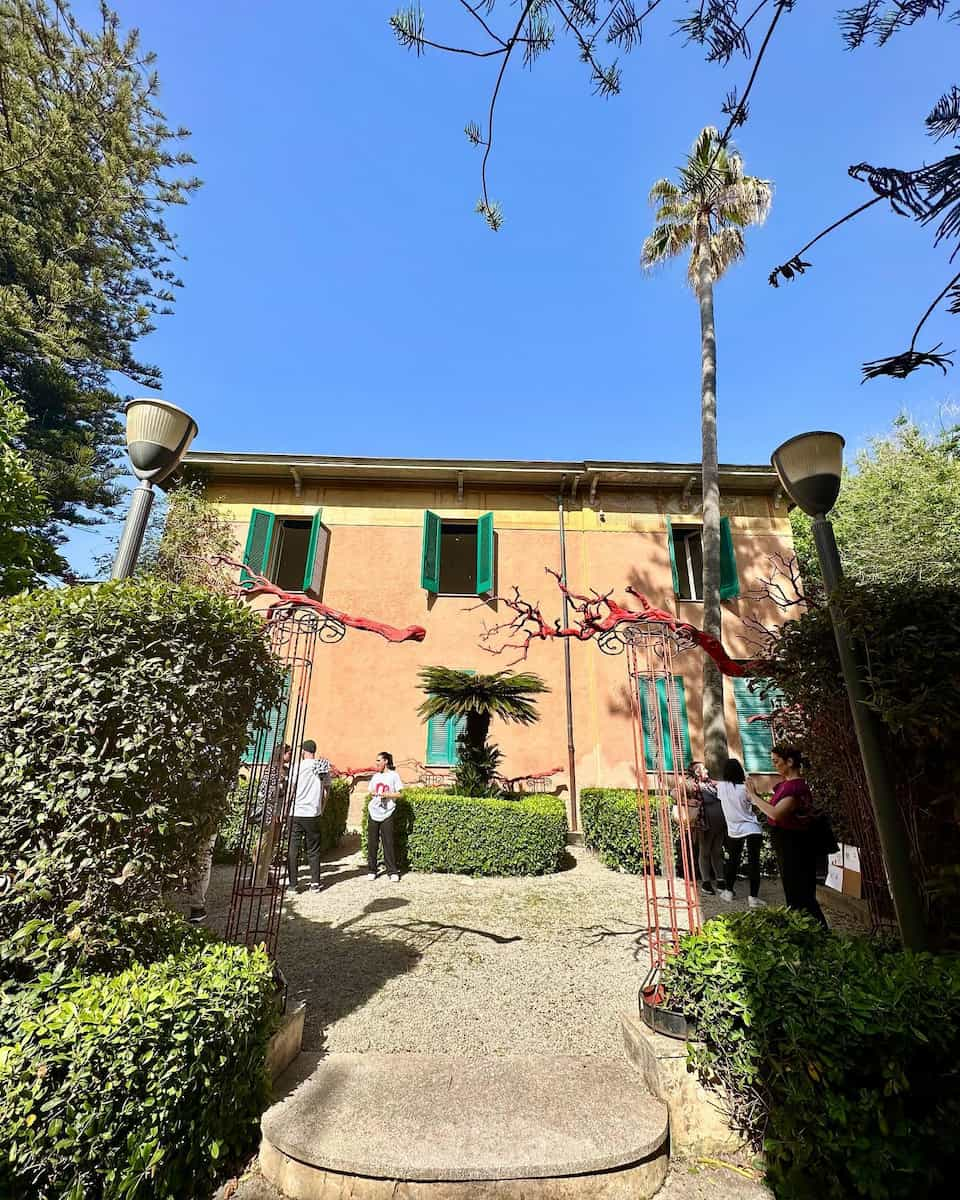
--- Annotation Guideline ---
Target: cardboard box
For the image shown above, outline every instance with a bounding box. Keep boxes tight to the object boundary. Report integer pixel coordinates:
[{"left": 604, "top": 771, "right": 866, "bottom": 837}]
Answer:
[{"left": 842, "top": 869, "right": 863, "bottom": 899}]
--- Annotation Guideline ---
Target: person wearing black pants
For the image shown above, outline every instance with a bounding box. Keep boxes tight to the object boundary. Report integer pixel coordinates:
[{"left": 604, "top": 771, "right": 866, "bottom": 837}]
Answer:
[
  {"left": 750, "top": 744, "right": 827, "bottom": 929},
  {"left": 287, "top": 740, "right": 329, "bottom": 893},
  {"left": 717, "top": 758, "right": 766, "bottom": 908},
  {"left": 366, "top": 750, "right": 404, "bottom": 882}
]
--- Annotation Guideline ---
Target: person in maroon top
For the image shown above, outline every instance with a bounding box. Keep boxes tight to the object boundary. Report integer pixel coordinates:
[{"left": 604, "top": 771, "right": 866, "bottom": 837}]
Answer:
[{"left": 750, "top": 744, "right": 827, "bottom": 928}]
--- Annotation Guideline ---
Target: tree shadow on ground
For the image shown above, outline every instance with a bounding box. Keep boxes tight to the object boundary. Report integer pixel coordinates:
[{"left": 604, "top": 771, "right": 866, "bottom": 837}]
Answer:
[
  {"left": 278, "top": 899, "right": 422, "bottom": 1055},
  {"left": 377, "top": 918, "right": 522, "bottom": 949}
]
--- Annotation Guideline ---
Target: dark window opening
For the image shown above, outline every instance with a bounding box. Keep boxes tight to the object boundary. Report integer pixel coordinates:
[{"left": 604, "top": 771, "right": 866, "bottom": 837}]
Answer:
[
  {"left": 439, "top": 523, "right": 478, "bottom": 595},
  {"left": 672, "top": 526, "right": 703, "bottom": 601},
  {"left": 272, "top": 519, "right": 313, "bottom": 591}
]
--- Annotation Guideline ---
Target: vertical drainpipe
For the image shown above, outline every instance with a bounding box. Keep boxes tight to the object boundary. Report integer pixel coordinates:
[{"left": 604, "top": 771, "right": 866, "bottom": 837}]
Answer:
[{"left": 558, "top": 480, "right": 578, "bottom": 832}]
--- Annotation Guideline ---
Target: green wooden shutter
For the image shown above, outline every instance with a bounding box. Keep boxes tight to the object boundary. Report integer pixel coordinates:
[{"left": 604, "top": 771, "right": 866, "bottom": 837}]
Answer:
[
  {"left": 638, "top": 678, "right": 658, "bottom": 771},
  {"left": 425, "top": 714, "right": 453, "bottom": 765},
  {"left": 421, "top": 510, "right": 441, "bottom": 593},
  {"left": 241, "top": 508, "right": 275, "bottom": 588},
  {"left": 476, "top": 512, "right": 494, "bottom": 594},
  {"left": 665, "top": 516, "right": 680, "bottom": 595},
  {"left": 734, "top": 677, "right": 781, "bottom": 772},
  {"left": 242, "top": 670, "right": 290, "bottom": 765},
  {"left": 303, "top": 509, "right": 329, "bottom": 594},
  {"left": 638, "top": 677, "right": 692, "bottom": 773},
  {"left": 719, "top": 516, "right": 740, "bottom": 600}
]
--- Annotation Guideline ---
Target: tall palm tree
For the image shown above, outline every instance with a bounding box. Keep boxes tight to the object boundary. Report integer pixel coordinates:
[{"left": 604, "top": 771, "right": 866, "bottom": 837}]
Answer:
[
  {"left": 641, "top": 127, "right": 772, "bottom": 775},
  {"left": 417, "top": 667, "right": 549, "bottom": 796}
]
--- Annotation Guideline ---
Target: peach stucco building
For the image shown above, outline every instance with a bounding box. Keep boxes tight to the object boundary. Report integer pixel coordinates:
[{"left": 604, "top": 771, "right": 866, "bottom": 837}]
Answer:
[{"left": 186, "top": 451, "right": 794, "bottom": 828}]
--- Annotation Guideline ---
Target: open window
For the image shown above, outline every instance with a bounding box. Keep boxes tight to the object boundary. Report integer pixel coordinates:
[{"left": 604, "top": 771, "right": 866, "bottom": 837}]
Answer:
[
  {"left": 240, "top": 508, "right": 329, "bottom": 595},
  {"left": 421, "top": 511, "right": 494, "bottom": 596},
  {"left": 665, "top": 516, "right": 739, "bottom": 601}
]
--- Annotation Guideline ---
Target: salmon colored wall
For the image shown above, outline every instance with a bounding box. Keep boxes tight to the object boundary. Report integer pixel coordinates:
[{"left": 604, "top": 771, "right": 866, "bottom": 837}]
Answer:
[{"left": 207, "top": 478, "right": 793, "bottom": 823}]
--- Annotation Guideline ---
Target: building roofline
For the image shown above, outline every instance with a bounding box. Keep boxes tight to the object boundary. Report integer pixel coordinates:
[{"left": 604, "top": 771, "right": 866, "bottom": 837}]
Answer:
[{"left": 183, "top": 450, "right": 780, "bottom": 493}]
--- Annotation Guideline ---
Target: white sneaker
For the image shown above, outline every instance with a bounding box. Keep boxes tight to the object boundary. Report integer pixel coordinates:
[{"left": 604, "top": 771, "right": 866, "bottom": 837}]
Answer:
[
  {"left": 748, "top": 895, "right": 767, "bottom": 909},
  {"left": 389, "top": 874, "right": 401, "bottom": 883},
  {"left": 366, "top": 872, "right": 377, "bottom": 881},
  {"left": 718, "top": 889, "right": 735, "bottom": 903}
]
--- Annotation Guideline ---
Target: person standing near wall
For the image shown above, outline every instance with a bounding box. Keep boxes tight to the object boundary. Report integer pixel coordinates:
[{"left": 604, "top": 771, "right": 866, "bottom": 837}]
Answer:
[
  {"left": 750, "top": 744, "right": 827, "bottom": 928},
  {"left": 287, "top": 740, "right": 330, "bottom": 893},
  {"left": 367, "top": 750, "right": 403, "bottom": 883},
  {"left": 717, "top": 757, "right": 766, "bottom": 908},
  {"left": 680, "top": 761, "right": 727, "bottom": 896}
]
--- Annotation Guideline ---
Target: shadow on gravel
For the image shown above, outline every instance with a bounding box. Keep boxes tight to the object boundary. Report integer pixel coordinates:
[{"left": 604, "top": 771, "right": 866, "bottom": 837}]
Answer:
[
  {"left": 379, "top": 919, "right": 522, "bottom": 949},
  {"left": 280, "top": 906, "right": 422, "bottom": 1054}
]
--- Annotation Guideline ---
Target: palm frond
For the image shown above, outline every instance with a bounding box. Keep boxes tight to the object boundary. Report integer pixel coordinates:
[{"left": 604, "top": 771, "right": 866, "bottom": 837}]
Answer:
[
  {"left": 642, "top": 221, "right": 695, "bottom": 268},
  {"left": 417, "top": 666, "right": 549, "bottom": 726}
]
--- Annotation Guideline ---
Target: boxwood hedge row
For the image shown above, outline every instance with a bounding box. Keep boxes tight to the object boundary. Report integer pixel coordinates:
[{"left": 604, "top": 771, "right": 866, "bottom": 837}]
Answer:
[{"left": 361, "top": 788, "right": 567, "bottom": 876}]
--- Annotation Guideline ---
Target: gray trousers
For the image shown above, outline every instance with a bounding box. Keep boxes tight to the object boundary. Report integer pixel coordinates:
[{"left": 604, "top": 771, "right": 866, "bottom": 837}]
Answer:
[
  {"left": 187, "top": 833, "right": 218, "bottom": 908},
  {"left": 698, "top": 827, "right": 725, "bottom": 884}
]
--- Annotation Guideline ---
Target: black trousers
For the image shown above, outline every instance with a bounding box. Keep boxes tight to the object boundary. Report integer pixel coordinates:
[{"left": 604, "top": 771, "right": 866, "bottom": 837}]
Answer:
[
  {"left": 724, "top": 833, "right": 763, "bottom": 898},
  {"left": 367, "top": 813, "right": 397, "bottom": 875},
  {"left": 288, "top": 816, "right": 322, "bottom": 886},
  {"left": 771, "top": 826, "right": 828, "bottom": 928}
]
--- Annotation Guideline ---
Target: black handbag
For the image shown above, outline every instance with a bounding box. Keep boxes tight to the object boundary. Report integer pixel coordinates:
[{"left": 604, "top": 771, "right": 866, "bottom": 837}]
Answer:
[{"left": 808, "top": 810, "right": 839, "bottom": 856}]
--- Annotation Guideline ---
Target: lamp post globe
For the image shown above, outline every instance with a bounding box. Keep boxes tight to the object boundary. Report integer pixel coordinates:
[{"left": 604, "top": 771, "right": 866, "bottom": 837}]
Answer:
[
  {"left": 771, "top": 430, "right": 926, "bottom": 949},
  {"left": 111, "top": 399, "right": 198, "bottom": 580},
  {"left": 771, "top": 430, "right": 845, "bottom": 518}
]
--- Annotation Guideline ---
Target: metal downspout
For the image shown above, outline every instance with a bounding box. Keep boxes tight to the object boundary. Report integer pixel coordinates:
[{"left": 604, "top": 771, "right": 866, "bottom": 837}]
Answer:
[{"left": 558, "top": 485, "right": 578, "bottom": 832}]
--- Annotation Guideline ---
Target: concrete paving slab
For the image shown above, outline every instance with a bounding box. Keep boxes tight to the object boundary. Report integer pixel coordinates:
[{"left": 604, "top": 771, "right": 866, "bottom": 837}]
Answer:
[{"left": 262, "top": 1052, "right": 668, "bottom": 1183}]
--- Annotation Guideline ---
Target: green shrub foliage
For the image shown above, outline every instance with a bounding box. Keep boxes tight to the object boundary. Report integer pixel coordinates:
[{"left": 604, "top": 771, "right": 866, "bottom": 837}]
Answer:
[
  {"left": 0, "top": 581, "right": 283, "bottom": 978},
  {"left": 0, "top": 941, "right": 277, "bottom": 1200},
  {"left": 361, "top": 788, "right": 567, "bottom": 875},
  {"left": 662, "top": 910, "right": 960, "bottom": 1199},
  {"left": 580, "top": 788, "right": 777, "bottom": 878}
]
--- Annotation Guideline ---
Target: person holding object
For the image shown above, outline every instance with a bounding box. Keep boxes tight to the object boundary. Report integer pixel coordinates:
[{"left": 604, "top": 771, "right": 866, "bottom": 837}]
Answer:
[
  {"left": 367, "top": 750, "right": 403, "bottom": 882},
  {"left": 253, "top": 742, "right": 291, "bottom": 888},
  {"left": 717, "top": 757, "right": 766, "bottom": 908},
  {"left": 677, "top": 761, "right": 726, "bottom": 896},
  {"left": 750, "top": 744, "right": 827, "bottom": 928},
  {"left": 287, "top": 739, "right": 330, "bottom": 893}
]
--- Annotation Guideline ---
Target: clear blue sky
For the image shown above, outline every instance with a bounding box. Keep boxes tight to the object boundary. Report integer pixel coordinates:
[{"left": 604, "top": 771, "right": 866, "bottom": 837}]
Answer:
[{"left": 69, "top": 2, "right": 958, "bottom": 573}]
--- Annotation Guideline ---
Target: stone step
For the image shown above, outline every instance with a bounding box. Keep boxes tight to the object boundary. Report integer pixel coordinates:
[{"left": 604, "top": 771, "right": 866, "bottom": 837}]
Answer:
[{"left": 260, "top": 1052, "right": 670, "bottom": 1199}]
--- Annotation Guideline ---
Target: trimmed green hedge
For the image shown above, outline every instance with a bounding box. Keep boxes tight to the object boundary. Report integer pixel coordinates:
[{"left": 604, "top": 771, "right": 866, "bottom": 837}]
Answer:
[
  {"left": 0, "top": 941, "right": 278, "bottom": 1200},
  {"left": 663, "top": 910, "right": 960, "bottom": 1199},
  {"left": 580, "top": 787, "right": 778, "bottom": 878},
  {"left": 361, "top": 788, "right": 567, "bottom": 875}
]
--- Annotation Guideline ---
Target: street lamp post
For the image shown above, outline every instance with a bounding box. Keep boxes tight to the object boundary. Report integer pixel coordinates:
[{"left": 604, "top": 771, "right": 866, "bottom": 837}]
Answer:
[
  {"left": 771, "top": 431, "right": 927, "bottom": 950},
  {"left": 111, "top": 399, "right": 198, "bottom": 580}
]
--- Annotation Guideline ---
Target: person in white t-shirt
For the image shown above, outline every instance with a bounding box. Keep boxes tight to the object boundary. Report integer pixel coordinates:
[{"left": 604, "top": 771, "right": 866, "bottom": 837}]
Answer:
[
  {"left": 717, "top": 757, "right": 766, "bottom": 908},
  {"left": 366, "top": 750, "right": 403, "bottom": 882},
  {"left": 287, "top": 740, "right": 330, "bottom": 892}
]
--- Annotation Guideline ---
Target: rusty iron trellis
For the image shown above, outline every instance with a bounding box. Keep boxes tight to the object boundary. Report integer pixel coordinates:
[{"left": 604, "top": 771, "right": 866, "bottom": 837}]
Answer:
[
  {"left": 621, "top": 622, "right": 703, "bottom": 1006},
  {"left": 224, "top": 606, "right": 327, "bottom": 960}
]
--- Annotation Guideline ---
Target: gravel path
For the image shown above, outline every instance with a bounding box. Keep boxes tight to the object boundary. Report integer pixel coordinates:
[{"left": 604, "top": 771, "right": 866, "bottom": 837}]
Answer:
[{"left": 200, "top": 839, "right": 806, "bottom": 1059}]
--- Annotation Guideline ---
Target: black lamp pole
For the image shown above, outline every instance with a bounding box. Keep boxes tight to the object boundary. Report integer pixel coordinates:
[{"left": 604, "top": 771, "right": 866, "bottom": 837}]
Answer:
[{"left": 772, "top": 432, "right": 927, "bottom": 951}]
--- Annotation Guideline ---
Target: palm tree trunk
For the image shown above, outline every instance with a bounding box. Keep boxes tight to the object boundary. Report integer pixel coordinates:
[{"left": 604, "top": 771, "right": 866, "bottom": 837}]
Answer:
[
  {"left": 465, "top": 710, "right": 490, "bottom": 755},
  {"left": 696, "top": 215, "right": 728, "bottom": 776}
]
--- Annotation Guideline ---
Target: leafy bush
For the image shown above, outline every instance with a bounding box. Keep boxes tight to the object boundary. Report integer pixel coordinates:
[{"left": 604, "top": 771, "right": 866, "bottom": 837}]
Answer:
[
  {"left": 0, "top": 580, "right": 283, "bottom": 978},
  {"left": 580, "top": 788, "right": 777, "bottom": 878},
  {"left": 662, "top": 910, "right": 960, "bottom": 1199},
  {"left": 361, "top": 788, "right": 567, "bottom": 875},
  {"left": 321, "top": 777, "right": 351, "bottom": 851},
  {"left": 0, "top": 941, "right": 277, "bottom": 1200}
]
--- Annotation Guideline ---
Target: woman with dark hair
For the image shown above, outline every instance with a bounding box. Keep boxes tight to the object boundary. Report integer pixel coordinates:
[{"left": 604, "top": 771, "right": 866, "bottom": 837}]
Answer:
[
  {"left": 750, "top": 744, "right": 827, "bottom": 928},
  {"left": 366, "top": 750, "right": 403, "bottom": 882},
  {"left": 717, "top": 757, "right": 765, "bottom": 908}
]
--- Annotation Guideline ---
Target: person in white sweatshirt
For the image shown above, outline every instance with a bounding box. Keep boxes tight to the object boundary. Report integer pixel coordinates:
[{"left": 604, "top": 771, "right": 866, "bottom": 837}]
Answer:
[
  {"left": 366, "top": 750, "right": 403, "bottom": 882},
  {"left": 287, "top": 740, "right": 330, "bottom": 892},
  {"left": 717, "top": 757, "right": 766, "bottom": 908}
]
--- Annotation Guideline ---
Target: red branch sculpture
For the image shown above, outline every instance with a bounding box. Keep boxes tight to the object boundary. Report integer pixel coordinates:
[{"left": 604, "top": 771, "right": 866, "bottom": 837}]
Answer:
[
  {"left": 219, "top": 557, "right": 426, "bottom": 644},
  {"left": 473, "top": 567, "right": 750, "bottom": 676}
]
